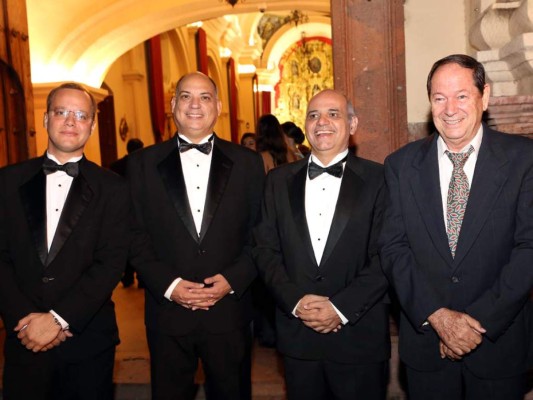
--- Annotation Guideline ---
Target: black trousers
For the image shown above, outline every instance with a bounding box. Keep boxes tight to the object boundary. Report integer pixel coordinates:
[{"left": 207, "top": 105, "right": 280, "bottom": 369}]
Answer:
[
  {"left": 406, "top": 361, "right": 526, "bottom": 400},
  {"left": 147, "top": 325, "right": 252, "bottom": 400},
  {"left": 3, "top": 344, "right": 115, "bottom": 400},
  {"left": 283, "top": 355, "right": 388, "bottom": 400}
]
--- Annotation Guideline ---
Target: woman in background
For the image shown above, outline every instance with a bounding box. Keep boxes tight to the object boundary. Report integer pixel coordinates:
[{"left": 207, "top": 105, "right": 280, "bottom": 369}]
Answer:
[
  {"left": 256, "top": 114, "right": 296, "bottom": 173},
  {"left": 281, "top": 121, "right": 308, "bottom": 160}
]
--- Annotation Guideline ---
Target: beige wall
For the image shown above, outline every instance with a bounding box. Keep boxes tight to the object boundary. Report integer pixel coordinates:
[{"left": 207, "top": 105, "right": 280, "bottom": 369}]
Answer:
[
  {"left": 104, "top": 44, "right": 155, "bottom": 158},
  {"left": 404, "top": 0, "right": 470, "bottom": 123}
]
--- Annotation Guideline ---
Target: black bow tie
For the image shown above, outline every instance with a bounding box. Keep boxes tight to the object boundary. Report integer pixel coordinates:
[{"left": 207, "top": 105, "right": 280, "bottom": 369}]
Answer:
[
  {"left": 179, "top": 136, "right": 213, "bottom": 155},
  {"left": 308, "top": 156, "right": 347, "bottom": 180},
  {"left": 43, "top": 158, "right": 79, "bottom": 178}
]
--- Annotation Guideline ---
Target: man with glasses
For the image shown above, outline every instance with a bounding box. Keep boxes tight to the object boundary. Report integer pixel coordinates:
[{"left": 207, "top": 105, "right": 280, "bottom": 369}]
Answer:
[{"left": 0, "top": 82, "right": 129, "bottom": 399}]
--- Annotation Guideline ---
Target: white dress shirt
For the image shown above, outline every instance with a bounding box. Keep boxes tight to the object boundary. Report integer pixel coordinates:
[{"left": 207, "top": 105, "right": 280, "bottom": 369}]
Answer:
[
  {"left": 293, "top": 150, "right": 349, "bottom": 324},
  {"left": 164, "top": 134, "right": 213, "bottom": 300},
  {"left": 437, "top": 126, "right": 483, "bottom": 227},
  {"left": 45, "top": 152, "right": 83, "bottom": 330}
]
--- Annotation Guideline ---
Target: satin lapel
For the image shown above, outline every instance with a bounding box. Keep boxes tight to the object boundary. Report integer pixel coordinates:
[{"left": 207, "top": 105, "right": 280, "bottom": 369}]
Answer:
[
  {"left": 288, "top": 163, "right": 317, "bottom": 266},
  {"left": 409, "top": 135, "right": 454, "bottom": 266},
  {"left": 199, "top": 143, "right": 232, "bottom": 241},
  {"left": 46, "top": 172, "right": 93, "bottom": 266},
  {"left": 320, "top": 156, "right": 361, "bottom": 267},
  {"left": 157, "top": 144, "right": 199, "bottom": 243},
  {"left": 453, "top": 131, "right": 508, "bottom": 267},
  {"left": 19, "top": 168, "right": 48, "bottom": 266}
]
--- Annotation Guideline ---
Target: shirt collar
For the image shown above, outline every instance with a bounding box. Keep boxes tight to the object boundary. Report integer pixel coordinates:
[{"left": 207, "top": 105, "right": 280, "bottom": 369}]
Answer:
[
  {"left": 176, "top": 133, "right": 214, "bottom": 145},
  {"left": 309, "top": 149, "right": 349, "bottom": 168},
  {"left": 46, "top": 152, "right": 83, "bottom": 165},
  {"left": 437, "top": 125, "right": 483, "bottom": 157}
]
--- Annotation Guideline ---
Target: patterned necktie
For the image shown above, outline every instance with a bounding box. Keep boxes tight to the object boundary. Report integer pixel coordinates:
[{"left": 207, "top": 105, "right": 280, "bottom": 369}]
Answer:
[
  {"left": 42, "top": 157, "right": 79, "bottom": 178},
  {"left": 308, "top": 156, "right": 347, "bottom": 180},
  {"left": 445, "top": 145, "right": 474, "bottom": 258},
  {"left": 178, "top": 136, "right": 213, "bottom": 154}
]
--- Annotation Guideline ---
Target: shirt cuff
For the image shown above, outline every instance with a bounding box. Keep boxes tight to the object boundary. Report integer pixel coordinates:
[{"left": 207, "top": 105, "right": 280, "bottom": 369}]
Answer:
[
  {"left": 164, "top": 278, "right": 182, "bottom": 301},
  {"left": 49, "top": 310, "right": 69, "bottom": 330},
  {"left": 292, "top": 300, "right": 301, "bottom": 318},
  {"left": 330, "top": 302, "right": 349, "bottom": 325}
]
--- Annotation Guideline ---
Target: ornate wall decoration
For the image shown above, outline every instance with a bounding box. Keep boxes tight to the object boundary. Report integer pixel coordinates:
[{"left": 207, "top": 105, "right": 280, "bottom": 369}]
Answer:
[{"left": 275, "top": 37, "right": 333, "bottom": 130}]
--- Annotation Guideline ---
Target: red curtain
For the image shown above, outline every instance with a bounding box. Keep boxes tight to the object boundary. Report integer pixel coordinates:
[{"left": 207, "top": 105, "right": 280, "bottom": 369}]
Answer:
[
  {"left": 227, "top": 58, "right": 238, "bottom": 143},
  {"left": 196, "top": 28, "right": 208, "bottom": 74},
  {"left": 145, "top": 36, "right": 165, "bottom": 142},
  {"left": 261, "top": 91, "right": 271, "bottom": 115}
]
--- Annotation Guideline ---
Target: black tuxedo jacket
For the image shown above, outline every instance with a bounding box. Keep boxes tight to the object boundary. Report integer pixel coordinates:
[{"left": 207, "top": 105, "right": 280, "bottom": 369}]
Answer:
[
  {"left": 253, "top": 153, "right": 390, "bottom": 364},
  {"left": 128, "top": 135, "right": 264, "bottom": 335},
  {"left": 0, "top": 156, "right": 129, "bottom": 363},
  {"left": 380, "top": 125, "right": 533, "bottom": 378}
]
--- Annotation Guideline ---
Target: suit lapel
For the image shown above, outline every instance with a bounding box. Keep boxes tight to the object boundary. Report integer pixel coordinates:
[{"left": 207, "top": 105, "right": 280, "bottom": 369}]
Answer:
[
  {"left": 453, "top": 130, "right": 508, "bottom": 267},
  {"left": 320, "top": 155, "right": 361, "bottom": 267},
  {"left": 409, "top": 135, "right": 454, "bottom": 265},
  {"left": 19, "top": 163, "right": 48, "bottom": 266},
  {"left": 199, "top": 139, "right": 232, "bottom": 242},
  {"left": 157, "top": 140, "right": 199, "bottom": 243},
  {"left": 46, "top": 162, "right": 93, "bottom": 266},
  {"left": 288, "top": 162, "right": 317, "bottom": 266}
]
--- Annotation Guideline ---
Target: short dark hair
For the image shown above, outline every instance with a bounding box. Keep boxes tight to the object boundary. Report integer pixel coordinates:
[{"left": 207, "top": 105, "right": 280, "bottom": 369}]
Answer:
[
  {"left": 240, "top": 132, "right": 256, "bottom": 146},
  {"left": 426, "top": 54, "right": 486, "bottom": 98},
  {"left": 46, "top": 82, "right": 97, "bottom": 118},
  {"left": 126, "top": 138, "right": 144, "bottom": 154}
]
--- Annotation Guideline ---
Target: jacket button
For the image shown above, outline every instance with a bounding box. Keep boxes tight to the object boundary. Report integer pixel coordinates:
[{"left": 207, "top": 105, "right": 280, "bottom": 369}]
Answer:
[
  {"left": 451, "top": 276, "right": 460, "bottom": 283},
  {"left": 197, "top": 249, "right": 206, "bottom": 255},
  {"left": 42, "top": 277, "right": 49, "bottom": 283},
  {"left": 315, "top": 275, "right": 324, "bottom": 282}
]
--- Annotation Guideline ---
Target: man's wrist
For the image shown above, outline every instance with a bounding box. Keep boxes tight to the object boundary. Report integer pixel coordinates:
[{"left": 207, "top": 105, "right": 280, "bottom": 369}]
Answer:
[{"left": 49, "top": 310, "right": 69, "bottom": 331}]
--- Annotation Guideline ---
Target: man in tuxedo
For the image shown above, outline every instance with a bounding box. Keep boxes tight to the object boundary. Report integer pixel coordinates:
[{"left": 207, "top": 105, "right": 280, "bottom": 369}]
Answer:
[
  {"left": 253, "top": 89, "right": 390, "bottom": 400},
  {"left": 0, "top": 82, "right": 129, "bottom": 399},
  {"left": 128, "top": 72, "right": 264, "bottom": 400},
  {"left": 379, "top": 54, "right": 533, "bottom": 399}
]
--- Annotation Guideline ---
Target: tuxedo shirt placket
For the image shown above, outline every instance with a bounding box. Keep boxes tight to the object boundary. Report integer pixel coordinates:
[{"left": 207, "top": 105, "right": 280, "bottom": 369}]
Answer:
[
  {"left": 45, "top": 153, "right": 82, "bottom": 251},
  {"left": 178, "top": 136, "right": 213, "bottom": 236},
  {"left": 305, "top": 153, "right": 346, "bottom": 265}
]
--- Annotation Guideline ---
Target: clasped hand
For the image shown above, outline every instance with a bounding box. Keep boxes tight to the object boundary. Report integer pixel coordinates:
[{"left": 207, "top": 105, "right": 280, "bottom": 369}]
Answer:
[
  {"left": 170, "top": 273, "right": 231, "bottom": 311},
  {"left": 14, "top": 313, "right": 73, "bottom": 352},
  {"left": 427, "top": 308, "right": 486, "bottom": 360},
  {"left": 295, "top": 294, "right": 342, "bottom": 334}
]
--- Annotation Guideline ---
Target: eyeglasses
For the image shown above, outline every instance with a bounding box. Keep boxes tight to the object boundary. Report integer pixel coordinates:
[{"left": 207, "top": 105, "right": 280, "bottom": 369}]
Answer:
[{"left": 48, "top": 109, "right": 93, "bottom": 122}]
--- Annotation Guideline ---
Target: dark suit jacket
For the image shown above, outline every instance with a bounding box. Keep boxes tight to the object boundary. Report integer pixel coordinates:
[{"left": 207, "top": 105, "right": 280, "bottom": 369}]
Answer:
[
  {"left": 380, "top": 125, "right": 533, "bottom": 379},
  {"left": 0, "top": 156, "right": 129, "bottom": 363},
  {"left": 128, "top": 135, "right": 264, "bottom": 335},
  {"left": 253, "top": 153, "right": 390, "bottom": 364}
]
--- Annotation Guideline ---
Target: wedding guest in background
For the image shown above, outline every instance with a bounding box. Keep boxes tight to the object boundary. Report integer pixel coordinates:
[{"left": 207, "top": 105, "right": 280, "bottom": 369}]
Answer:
[{"left": 240, "top": 132, "right": 257, "bottom": 151}]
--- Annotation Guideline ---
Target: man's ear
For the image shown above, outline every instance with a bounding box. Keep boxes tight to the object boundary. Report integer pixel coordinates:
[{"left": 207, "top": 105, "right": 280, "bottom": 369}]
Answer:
[{"left": 350, "top": 116, "right": 359, "bottom": 135}]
